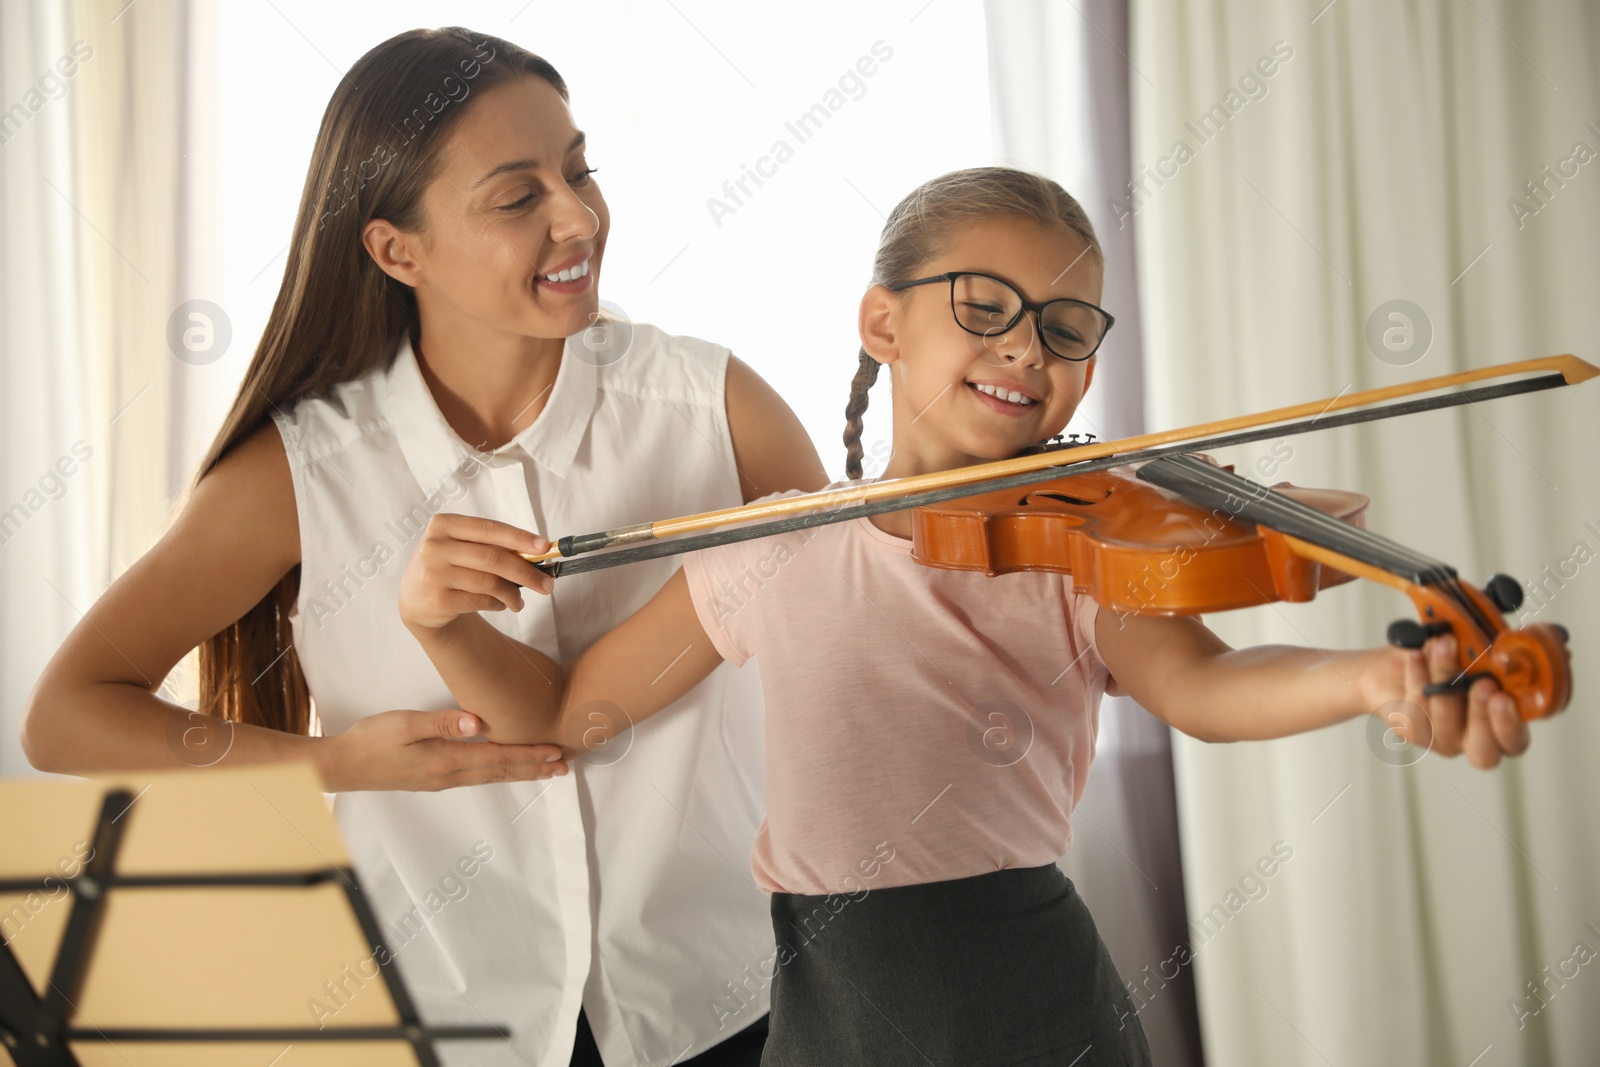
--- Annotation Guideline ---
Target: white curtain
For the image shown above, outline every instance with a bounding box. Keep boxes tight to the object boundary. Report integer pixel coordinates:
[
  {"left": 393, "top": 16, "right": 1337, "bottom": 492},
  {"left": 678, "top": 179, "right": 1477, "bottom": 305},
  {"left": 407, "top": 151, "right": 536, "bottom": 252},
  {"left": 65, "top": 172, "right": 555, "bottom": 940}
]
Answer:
[
  {"left": 986, "top": 4, "right": 1204, "bottom": 1065},
  {"left": 1129, "top": 2, "right": 1600, "bottom": 1065},
  {"left": 0, "top": 0, "right": 193, "bottom": 775}
]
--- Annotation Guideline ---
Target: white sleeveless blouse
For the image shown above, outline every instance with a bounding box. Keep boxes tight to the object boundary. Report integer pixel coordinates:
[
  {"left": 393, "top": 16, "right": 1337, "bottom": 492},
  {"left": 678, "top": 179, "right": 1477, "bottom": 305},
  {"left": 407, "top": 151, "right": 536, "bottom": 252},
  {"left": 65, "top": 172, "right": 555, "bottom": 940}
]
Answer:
[{"left": 272, "top": 327, "right": 771, "bottom": 1066}]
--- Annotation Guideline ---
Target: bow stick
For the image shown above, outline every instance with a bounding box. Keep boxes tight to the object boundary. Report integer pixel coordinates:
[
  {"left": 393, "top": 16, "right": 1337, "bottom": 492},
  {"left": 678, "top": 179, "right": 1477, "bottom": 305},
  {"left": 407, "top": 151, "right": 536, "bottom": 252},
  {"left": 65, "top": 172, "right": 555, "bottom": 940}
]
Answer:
[{"left": 524, "top": 354, "right": 1596, "bottom": 578}]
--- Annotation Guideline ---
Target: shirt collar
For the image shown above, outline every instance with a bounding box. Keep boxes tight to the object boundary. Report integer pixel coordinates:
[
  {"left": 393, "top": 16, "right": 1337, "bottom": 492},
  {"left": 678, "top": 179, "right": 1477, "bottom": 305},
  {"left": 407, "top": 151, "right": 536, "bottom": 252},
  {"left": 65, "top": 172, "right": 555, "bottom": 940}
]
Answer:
[{"left": 383, "top": 332, "right": 596, "bottom": 490}]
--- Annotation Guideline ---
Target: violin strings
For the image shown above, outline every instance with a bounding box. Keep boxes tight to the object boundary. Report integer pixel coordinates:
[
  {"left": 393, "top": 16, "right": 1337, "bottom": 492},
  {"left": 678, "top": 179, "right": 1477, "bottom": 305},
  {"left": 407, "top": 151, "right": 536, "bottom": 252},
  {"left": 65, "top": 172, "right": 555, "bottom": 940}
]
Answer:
[
  {"left": 1160, "top": 460, "right": 1510, "bottom": 655},
  {"left": 1203, "top": 472, "right": 1450, "bottom": 583},
  {"left": 1157, "top": 457, "right": 1438, "bottom": 576},
  {"left": 1138, "top": 456, "right": 1454, "bottom": 586},
  {"left": 1440, "top": 575, "right": 1501, "bottom": 642},
  {"left": 1134, "top": 457, "right": 1381, "bottom": 567}
]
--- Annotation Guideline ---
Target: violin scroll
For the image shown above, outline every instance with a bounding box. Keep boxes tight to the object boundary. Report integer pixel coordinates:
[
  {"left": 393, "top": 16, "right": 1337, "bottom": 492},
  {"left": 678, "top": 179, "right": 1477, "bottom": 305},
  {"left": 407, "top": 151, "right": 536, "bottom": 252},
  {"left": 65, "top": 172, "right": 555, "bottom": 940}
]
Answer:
[
  {"left": 1485, "top": 624, "right": 1573, "bottom": 721},
  {"left": 1390, "top": 577, "right": 1573, "bottom": 722}
]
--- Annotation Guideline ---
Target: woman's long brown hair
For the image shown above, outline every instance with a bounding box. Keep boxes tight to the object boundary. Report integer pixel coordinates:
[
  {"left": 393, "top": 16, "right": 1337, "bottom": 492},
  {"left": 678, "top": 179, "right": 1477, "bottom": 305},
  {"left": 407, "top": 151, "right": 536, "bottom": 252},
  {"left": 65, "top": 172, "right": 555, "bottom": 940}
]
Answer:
[{"left": 195, "top": 27, "right": 567, "bottom": 733}]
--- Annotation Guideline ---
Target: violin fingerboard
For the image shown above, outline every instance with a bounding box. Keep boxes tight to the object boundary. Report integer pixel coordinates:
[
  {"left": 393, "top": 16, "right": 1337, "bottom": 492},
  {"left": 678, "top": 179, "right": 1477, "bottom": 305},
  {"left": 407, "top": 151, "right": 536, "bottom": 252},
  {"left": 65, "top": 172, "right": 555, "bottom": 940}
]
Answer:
[{"left": 1135, "top": 455, "right": 1455, "bottom": 587}]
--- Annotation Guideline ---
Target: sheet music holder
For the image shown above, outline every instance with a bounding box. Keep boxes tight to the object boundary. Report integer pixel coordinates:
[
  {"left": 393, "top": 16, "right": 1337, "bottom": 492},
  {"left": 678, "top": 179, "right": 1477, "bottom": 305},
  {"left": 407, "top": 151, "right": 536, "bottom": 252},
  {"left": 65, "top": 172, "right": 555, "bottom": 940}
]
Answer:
[{"left": 0, "top": 761, "right": 507, "bottom": 1066}]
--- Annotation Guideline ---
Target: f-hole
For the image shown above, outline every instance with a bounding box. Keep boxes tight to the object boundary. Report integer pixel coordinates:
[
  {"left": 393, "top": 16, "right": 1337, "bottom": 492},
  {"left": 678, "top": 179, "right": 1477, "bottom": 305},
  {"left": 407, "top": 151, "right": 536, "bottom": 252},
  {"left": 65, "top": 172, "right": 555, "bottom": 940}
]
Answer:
[{"left": 1020, "top": 488, "right": 1109, "bottom": 507}]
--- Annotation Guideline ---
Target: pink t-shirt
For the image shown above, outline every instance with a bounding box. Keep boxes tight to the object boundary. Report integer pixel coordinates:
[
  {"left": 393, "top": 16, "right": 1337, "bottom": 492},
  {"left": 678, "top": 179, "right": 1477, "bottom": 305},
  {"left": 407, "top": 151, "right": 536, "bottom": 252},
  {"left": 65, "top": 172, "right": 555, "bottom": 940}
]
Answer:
[{"left": 680, "top": 487, "right": 1113, "bottom": 897}]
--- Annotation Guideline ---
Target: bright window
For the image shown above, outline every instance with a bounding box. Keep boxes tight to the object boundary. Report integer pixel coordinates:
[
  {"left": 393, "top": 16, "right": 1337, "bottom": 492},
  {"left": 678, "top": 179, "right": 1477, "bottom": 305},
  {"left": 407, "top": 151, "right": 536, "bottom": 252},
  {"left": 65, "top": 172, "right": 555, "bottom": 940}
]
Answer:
[{"left": 207, "top": 1, "right": 992, "bottom": 481}]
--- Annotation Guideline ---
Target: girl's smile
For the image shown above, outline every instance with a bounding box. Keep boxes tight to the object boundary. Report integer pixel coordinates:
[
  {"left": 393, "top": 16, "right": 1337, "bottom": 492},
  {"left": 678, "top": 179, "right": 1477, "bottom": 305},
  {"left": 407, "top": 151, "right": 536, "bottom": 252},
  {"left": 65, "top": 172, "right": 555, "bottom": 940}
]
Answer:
[{"left": 965, "top": 376, "right": 1044, "bottom": 415}]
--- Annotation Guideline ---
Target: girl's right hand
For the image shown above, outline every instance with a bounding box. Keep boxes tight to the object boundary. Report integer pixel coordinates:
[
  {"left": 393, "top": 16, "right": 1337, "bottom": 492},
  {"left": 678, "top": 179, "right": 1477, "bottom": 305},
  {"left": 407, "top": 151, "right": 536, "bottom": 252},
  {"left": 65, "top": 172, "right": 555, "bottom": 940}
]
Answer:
[
  {"left": 320, "top": 707, "right": 568, "bottom": 792},
  {"left": 399, "top": 513, "right": 556, "bottom": 631}
]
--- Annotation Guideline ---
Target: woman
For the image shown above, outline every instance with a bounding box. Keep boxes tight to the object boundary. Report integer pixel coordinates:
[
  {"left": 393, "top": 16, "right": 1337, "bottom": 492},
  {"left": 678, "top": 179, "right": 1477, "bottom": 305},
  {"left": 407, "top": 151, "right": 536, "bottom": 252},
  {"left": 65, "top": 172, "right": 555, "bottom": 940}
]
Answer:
[{"left": 22, "top": 26, "right": 825, "bottom": 1066}]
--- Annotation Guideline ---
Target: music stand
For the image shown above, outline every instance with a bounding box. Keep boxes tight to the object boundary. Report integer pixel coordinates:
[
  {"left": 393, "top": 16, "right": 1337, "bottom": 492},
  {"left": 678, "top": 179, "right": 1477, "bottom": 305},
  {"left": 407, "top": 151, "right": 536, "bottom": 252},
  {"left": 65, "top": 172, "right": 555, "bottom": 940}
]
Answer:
[{"left": 0, "top": 761, "right": 507, "bottom": 1066}]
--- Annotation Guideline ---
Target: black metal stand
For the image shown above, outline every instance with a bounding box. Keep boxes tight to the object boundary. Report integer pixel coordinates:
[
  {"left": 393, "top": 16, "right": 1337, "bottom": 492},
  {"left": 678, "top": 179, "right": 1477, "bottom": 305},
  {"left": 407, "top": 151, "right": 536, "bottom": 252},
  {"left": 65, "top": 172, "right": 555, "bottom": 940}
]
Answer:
[{"left": 0, "top": 789, "right": 505, "bottom": 1066}]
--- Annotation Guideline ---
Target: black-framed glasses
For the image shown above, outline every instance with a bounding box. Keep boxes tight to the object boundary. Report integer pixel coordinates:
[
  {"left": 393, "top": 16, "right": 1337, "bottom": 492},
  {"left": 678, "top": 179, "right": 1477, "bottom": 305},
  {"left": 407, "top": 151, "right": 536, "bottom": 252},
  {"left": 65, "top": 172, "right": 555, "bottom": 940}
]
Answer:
[{"left": 887, "top": 271, "right": 1114, "bottom": 362}]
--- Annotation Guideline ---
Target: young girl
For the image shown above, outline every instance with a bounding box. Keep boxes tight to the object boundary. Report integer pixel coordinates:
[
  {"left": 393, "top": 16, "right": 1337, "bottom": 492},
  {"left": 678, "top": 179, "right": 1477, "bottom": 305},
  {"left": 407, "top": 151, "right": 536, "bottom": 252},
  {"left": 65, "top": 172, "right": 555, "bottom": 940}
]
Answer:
[{"left": 406, "top": 167, "right": 1531, "bottom": 1065}]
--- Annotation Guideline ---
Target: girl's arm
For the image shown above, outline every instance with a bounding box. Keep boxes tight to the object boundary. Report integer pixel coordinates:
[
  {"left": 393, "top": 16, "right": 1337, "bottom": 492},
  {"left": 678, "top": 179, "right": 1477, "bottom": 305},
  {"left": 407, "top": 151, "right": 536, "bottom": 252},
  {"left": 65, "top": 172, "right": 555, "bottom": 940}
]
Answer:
[
  {"left": 405, "top": 355, "right": 821, "bottom": 739},
  {"left": 21, "top": 422, "right": 570, "bottom": 790},
  {"left": 410, "top": 568, "right": 723, "bottom": 749},
  {"left": 1095, "top": 610, "right": 1531, "bottom": 768},
  {"left": 557, "top": 569, "right": 725, "bottom": 750}
]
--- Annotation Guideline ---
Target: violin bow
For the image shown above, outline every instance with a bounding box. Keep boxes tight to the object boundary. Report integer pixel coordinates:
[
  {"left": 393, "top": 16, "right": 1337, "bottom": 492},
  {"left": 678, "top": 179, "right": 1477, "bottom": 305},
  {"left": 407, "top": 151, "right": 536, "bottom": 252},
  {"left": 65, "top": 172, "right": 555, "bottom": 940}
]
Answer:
[{"left": 525, "top": 353, "right": 1596, "bottom": 578}]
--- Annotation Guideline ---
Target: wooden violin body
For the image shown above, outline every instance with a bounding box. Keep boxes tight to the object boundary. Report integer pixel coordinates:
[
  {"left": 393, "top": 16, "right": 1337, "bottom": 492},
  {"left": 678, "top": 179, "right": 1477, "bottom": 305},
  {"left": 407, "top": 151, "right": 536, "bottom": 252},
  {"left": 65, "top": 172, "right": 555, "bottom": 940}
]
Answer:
[
  {"left": 910, "top": 465, "right": 1369, "bottom": 616},
  {"left": 912, "top": 456, "right": 1572, "bottom": 722}
]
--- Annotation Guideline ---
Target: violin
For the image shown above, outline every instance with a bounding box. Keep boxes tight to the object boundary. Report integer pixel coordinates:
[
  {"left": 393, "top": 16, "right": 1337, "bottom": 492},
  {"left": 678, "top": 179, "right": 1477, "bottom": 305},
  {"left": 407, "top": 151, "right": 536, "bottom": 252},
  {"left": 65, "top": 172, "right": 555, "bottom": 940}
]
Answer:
[
  {"left": 912, "top": 453, "right": 1571, "bottom": 721},
  {"left": 526, "top": 354, "right": 1594, "bottom": 722},
  {"left": 910, "top": 454, "right": 1371, "bottom": 611}
]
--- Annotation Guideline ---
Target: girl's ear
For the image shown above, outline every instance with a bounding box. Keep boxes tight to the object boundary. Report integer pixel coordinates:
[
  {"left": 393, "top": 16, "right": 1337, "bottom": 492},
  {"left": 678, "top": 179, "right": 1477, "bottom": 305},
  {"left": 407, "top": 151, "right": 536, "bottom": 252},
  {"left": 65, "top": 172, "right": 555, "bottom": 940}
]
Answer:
[
  {"left": 363, "top": 218, "right": 423, "bottom": 287},
  {"left": 858, "top": 284, "right": 899, "bottom": 367},
  {"left": 1082, "top": 354, "right": 1097, "bottom": 395}
]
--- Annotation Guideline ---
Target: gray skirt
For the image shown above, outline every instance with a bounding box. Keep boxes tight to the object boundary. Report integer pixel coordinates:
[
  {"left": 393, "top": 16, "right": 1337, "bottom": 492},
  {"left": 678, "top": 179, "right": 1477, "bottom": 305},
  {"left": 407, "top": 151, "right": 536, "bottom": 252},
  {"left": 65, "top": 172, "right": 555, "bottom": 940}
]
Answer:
[{"left": 763, "top": 865, "right": 1153, "bottom": 1067}]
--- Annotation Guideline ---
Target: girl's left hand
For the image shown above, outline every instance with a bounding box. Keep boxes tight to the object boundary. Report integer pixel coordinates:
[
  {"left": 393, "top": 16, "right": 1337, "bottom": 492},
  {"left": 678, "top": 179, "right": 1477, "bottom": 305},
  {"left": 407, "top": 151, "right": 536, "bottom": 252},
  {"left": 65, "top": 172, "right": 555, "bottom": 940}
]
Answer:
[{"left": 1356, "top": 632, "right": 1531, "bottom": 768}]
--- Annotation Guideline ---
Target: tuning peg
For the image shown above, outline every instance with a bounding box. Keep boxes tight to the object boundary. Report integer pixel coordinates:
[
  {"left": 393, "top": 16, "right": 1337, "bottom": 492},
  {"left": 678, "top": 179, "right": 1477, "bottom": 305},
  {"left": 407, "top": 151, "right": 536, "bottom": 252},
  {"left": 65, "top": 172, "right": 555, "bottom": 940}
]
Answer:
[
  {"left": 1082, "top": 433, "right": 1097, "bottom": 443},
  {"left": 1387, "top": 620, "right": 1425, "bottom": 648},
  {"left": 1387, "top": 619, "right": 1452, "bottom": 649},
  {"left": 1553, "top": 623, "right": 1570, "bottom": 644},
  {"left": 1484, "top": 574, "right": 1524, "bottom": 614}
]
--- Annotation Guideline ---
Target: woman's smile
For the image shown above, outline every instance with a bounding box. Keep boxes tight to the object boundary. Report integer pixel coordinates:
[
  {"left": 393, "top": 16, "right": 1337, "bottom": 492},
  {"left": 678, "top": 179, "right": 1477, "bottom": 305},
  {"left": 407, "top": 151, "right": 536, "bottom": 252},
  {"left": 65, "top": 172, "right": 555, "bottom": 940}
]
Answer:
[{"left": 535, "top": 252, "right": 594, "bottom": 294}]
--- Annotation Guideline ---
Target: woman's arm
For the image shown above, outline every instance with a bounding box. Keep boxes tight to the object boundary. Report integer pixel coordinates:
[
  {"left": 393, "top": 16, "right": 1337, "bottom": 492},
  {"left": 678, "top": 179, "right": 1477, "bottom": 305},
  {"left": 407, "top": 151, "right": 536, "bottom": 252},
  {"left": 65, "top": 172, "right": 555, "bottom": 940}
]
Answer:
[
  {"left": 726, "top": 355, "right": 829, "bottom": 501},
  {"left": 407, "top": 355, "right": 821, "bottom": 738},
  {"left": 21, "top": 422, "right": 569, "bottom": 791},
  {"left": 1094, "top": 610, "right": 1530, "bottom": 767}
]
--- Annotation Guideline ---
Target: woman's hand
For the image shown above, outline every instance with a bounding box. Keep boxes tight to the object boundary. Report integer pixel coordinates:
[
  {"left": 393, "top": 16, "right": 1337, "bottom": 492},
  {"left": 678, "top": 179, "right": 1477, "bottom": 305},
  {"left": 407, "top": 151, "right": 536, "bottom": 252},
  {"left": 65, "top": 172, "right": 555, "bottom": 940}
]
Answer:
[
  {"left": 400, "top": 514, "right": 556, "bottom": 631},
  {"left": 318, "top": 707, "right": 568, "bottom": 792},
  {"left": 1356, "top": 633, "right": 1531, "bottom": 769}
]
